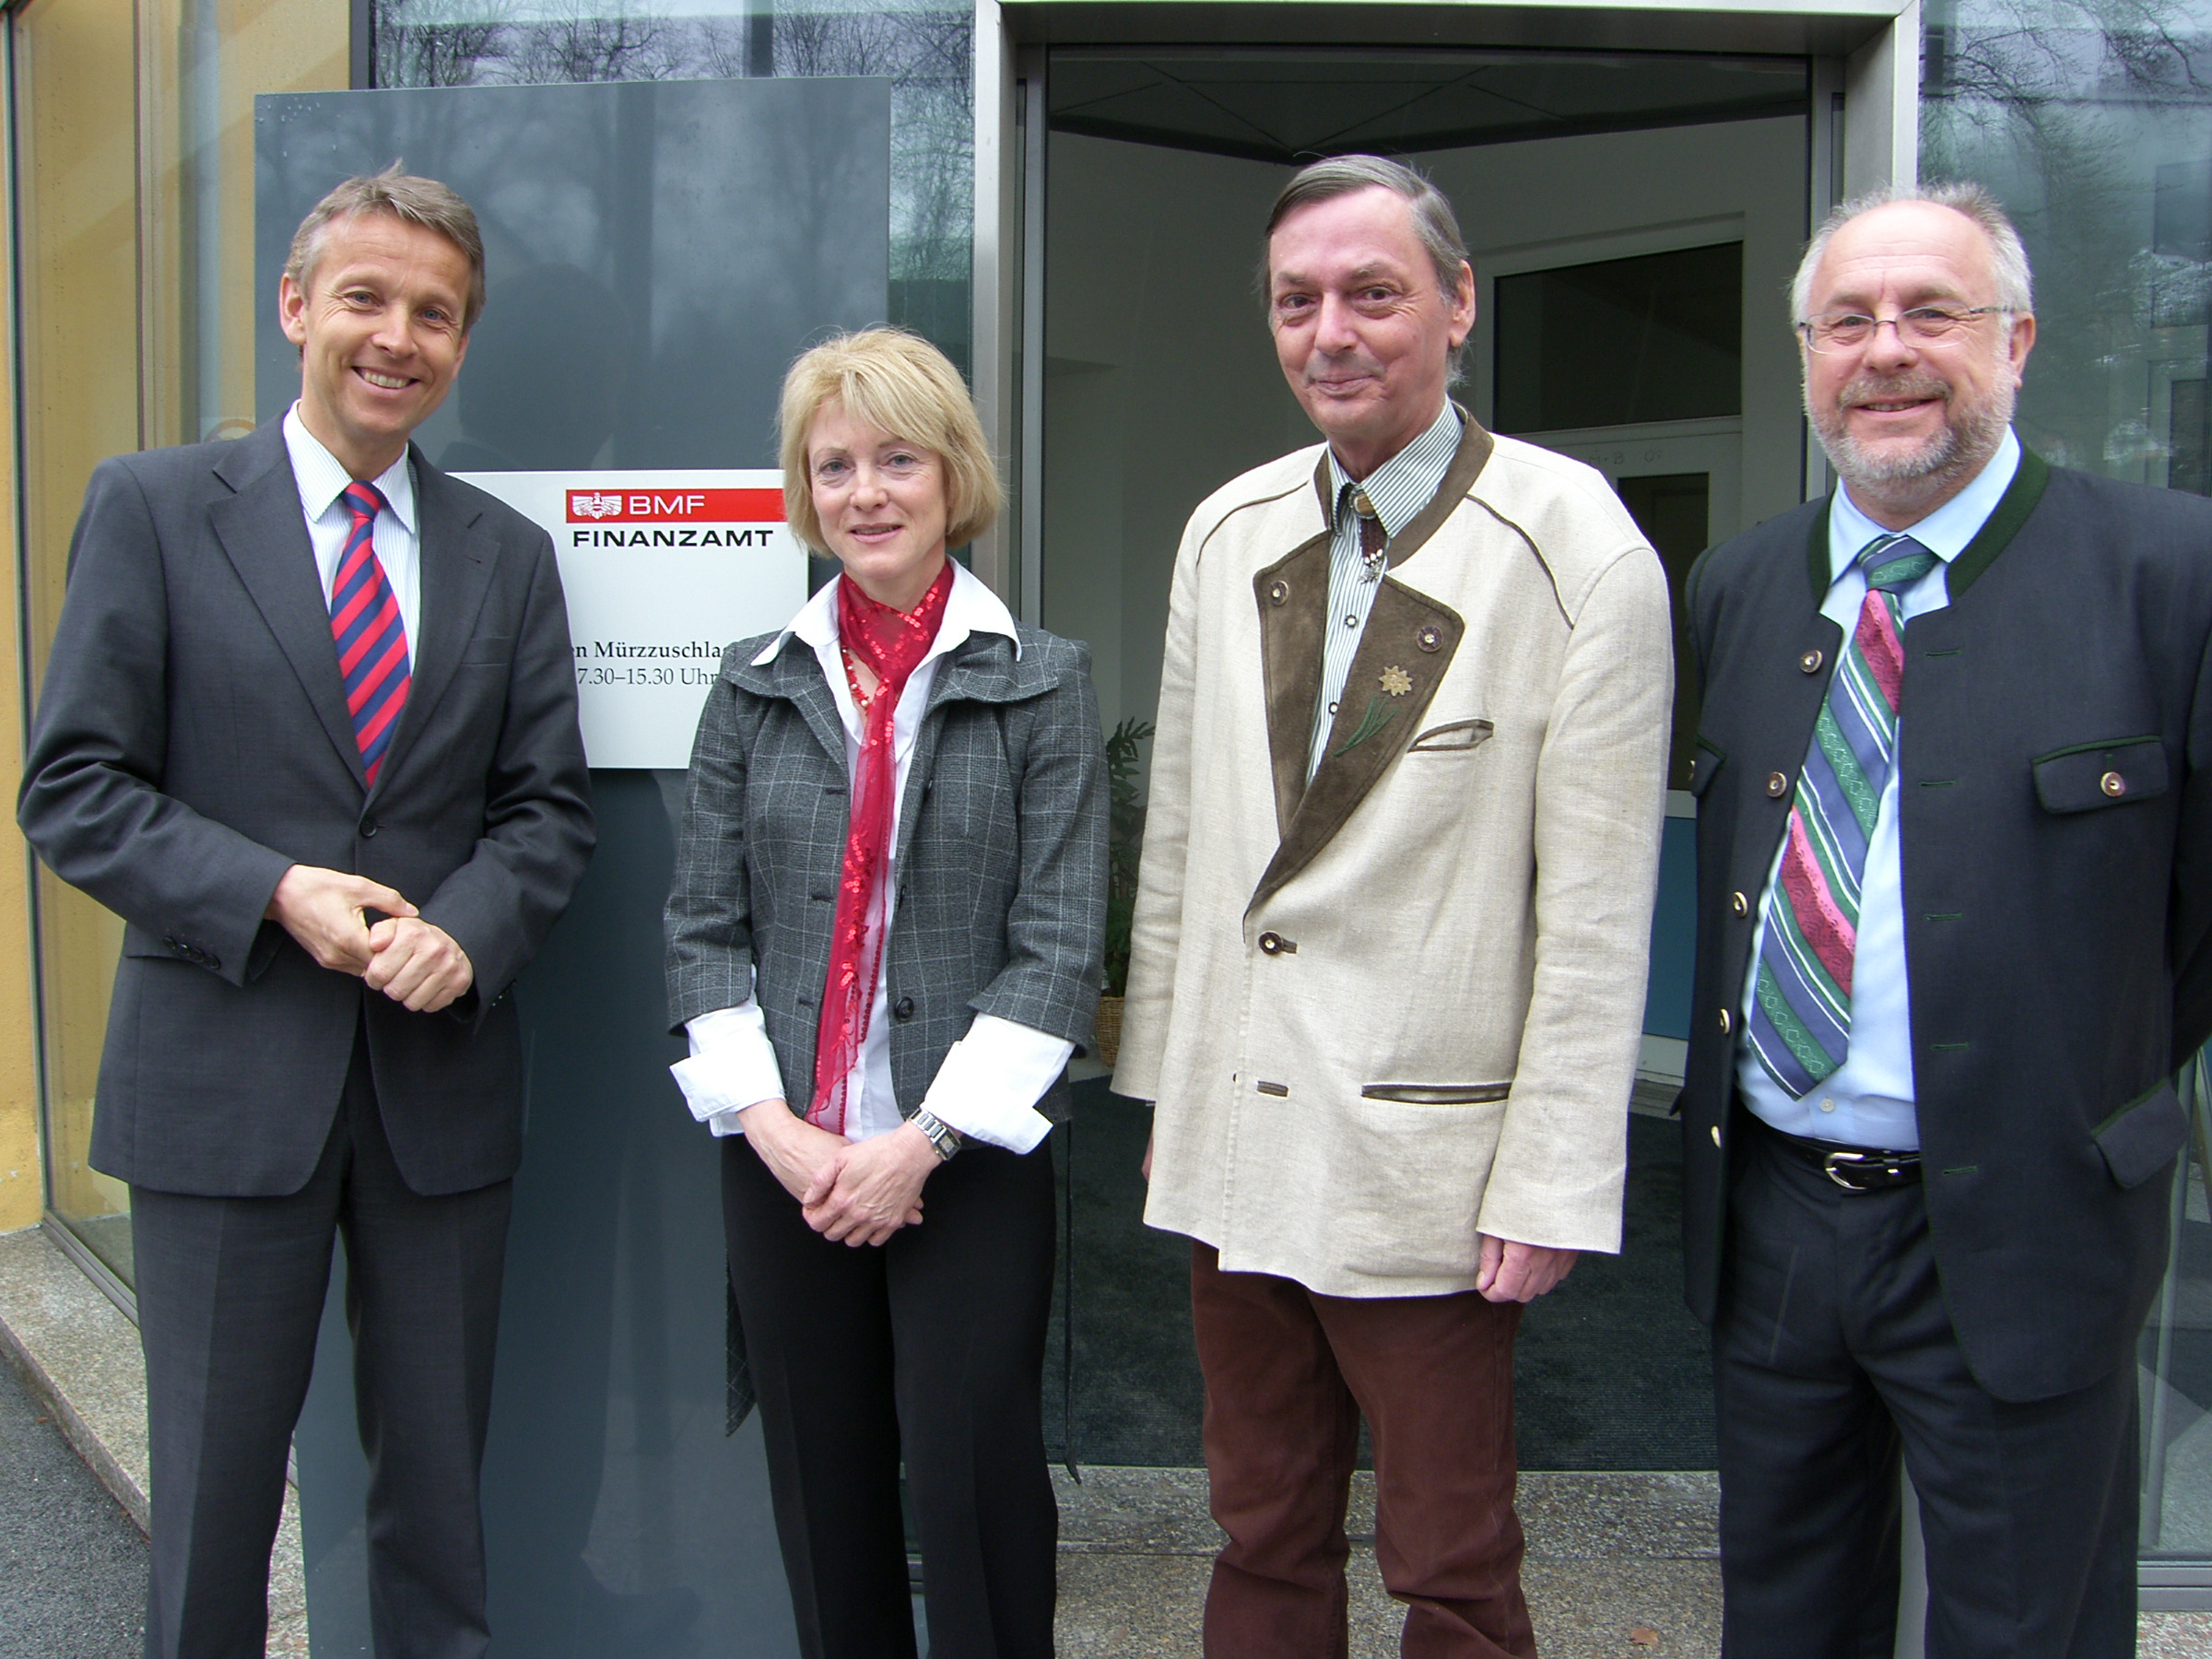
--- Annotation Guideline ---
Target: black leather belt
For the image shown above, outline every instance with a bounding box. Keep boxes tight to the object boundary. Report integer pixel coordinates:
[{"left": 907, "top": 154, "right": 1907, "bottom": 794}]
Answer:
[{"left": 1750, "top": 1113, "right": 1922, "bottom": 1193}]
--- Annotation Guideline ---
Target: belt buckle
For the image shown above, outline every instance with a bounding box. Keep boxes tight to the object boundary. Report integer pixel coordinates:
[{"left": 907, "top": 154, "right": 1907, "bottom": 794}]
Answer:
[{"left": 1823, "top": 1149, "right": 1877, "bottom": 1193}]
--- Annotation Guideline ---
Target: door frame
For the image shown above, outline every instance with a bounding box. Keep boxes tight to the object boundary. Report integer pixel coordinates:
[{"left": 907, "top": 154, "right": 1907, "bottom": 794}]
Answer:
[{"left": 971, "top": 0, "right": 1923, "bottom": 614}]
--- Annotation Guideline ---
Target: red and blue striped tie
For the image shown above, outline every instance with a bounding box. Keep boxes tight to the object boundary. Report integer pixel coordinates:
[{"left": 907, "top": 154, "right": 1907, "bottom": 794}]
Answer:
[
  {"left": 331, "top": 480, "right": 410, "bottom": 787},
  {"left": 1747, "top": 533, "right": 1939, "bottom": 1098}
]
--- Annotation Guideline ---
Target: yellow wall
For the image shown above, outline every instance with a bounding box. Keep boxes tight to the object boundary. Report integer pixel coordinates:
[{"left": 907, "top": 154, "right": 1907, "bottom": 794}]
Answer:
[
  {"left": 13, "top": 0, "right": 139, "bottom": 1243},
  {"left": 0, "top": 44, "right": 36, "bottom": 1234}
]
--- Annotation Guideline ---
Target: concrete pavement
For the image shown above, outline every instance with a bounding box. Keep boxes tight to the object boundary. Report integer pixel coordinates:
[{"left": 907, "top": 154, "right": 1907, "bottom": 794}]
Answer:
[{"left": 0, "top": 1348, "right": 145, "bottom": 1658}]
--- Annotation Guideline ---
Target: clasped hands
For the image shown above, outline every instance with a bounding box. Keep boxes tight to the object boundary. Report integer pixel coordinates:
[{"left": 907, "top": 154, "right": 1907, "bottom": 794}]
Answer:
[
  {"left": 265, "top": 864, "right": 474, "bottom": 1013},
  {"left": 740, "top": 1098, "right": 941, "bottom": 1248}
]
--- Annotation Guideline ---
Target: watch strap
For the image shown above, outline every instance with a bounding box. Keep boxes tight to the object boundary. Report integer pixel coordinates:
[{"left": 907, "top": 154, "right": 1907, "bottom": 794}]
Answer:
[{"left": 912, "top": 1108, "right": 964, "bottom": 1160}]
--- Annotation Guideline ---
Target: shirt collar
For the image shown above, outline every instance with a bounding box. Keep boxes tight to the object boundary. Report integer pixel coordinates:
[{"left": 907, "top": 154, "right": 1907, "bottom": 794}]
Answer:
[
  {"left": 1325, "top": 401, "right": 1463, "bottom": 538},
  {"left": 754, "top": 558, "right": 1020, "bottom": 666},
  {"left": 282, "top": 402, "right": 418, "bottom": 535},
  {"left": 1829, "top": 426, "right": 2020, "bottom": 577}
]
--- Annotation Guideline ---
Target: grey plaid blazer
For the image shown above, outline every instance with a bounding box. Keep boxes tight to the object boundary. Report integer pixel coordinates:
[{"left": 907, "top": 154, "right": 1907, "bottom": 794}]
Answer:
[{"left": 665, "top": 619, "right": 1107, "bottom": 1121}]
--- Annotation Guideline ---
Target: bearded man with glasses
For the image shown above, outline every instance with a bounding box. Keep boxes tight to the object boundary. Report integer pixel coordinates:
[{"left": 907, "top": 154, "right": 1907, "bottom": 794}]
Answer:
[{"left": 1677, "top": 182, "right": 2212, "bottom": 1658}]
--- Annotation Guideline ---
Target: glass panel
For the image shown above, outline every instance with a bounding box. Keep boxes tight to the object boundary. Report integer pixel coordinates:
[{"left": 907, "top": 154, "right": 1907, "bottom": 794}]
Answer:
[
  {"left": 1923, "top": 0, "right": 2212, "bottom": 489},
  {"left": 1493, "top": 242, "right": 1743, "bottom": 433},
  {"left": 16, "top": 0, "right": 151, "bottom": 1285},
  {"left": 1923, "top": 0, "right": 2212, "bottom": 1568},
  {"left": 2141, "top": 1054, "right": 2212, "bottom": 1564},
  {"left": 369, "top": 0, "right": 974, "bottom": 371},
  {"left": 12, "top": 0, "right": 347, "bottom": 1285},
  {"left": 1615, "top": 471, "right": 1710, "bottom": 791},
  {"left": 150, "top": 0, "right": 352, "bottom": 447}
]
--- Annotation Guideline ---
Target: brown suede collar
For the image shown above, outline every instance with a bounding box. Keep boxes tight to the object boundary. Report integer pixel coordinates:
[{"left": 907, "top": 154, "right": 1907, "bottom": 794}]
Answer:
[
  {"left": 1306, "top": 403, "right": 1497, "bottom": 573},
  {"left": 1247, "top": 410, "right": 1493, "bottom": 913}
]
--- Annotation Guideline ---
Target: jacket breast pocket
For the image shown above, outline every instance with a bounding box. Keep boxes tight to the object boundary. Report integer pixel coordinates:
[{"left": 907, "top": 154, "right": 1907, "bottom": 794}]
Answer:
[
  {"left": 459, "top": 635, "right": 514, "bottom": 670},
  {"left": 1407, "top": 718, "right": 1493, "bottom": 754},
  {"left": 2031, "top": 735, "right": 2167, "bottom": 813}
]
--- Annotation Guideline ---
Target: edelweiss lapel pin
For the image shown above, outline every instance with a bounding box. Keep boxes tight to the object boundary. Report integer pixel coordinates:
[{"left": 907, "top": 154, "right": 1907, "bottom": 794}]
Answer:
[{"left": 1333, "top": 665, "right": 1416, "bottom": 758}]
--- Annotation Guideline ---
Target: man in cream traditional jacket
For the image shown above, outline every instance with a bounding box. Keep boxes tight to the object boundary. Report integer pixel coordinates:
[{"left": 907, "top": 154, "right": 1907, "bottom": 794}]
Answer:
[{"left": 1113, "top": 155, "right": 1672, "bottom": 1657}]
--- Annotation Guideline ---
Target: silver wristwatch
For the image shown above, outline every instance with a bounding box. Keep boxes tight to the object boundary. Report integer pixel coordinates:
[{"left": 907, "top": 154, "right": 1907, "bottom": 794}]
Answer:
[{"left": 912, "top": 1109, "right": 964, "bottom": 1161}]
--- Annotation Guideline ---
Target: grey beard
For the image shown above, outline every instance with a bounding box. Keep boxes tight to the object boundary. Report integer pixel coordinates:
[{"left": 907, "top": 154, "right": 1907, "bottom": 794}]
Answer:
[{"left": 1810, "top": 374, "right": 2015, "bottom": 493}]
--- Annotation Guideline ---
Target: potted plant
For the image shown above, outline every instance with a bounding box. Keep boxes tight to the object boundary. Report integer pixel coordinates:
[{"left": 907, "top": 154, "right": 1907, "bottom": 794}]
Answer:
[{"left": 1093, "top": 715, "right": 1154, "bottom": 1069}]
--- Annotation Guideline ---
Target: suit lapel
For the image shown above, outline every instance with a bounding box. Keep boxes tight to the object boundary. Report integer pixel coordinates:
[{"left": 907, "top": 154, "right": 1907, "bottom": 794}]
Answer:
[
  {"left": 895, "top": 630, "right": 1034, "bottom": 873},
  {"left": 1245, "top": 410, "right": 1495, "bottom": 913},
  {"left": 1249, "top": 581, "right": 1465, "bottom": 915},
  {"left": 374, "top": 453, "right": 500, "bottom": 793},
  {"left": 1253, "top": 529, "right": 1334, "bottom": 838},
  {"left": 732, "top": 633, "right": 852, "bottom": 776},
  {"left": 208, "top": 426, "right": 367, "bottom": 788}
]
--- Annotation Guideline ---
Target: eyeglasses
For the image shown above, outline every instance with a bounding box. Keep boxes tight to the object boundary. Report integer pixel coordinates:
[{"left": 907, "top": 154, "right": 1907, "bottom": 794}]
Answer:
[{"left": 1797, "top": 305, "right": 2008, "bottom": 353}]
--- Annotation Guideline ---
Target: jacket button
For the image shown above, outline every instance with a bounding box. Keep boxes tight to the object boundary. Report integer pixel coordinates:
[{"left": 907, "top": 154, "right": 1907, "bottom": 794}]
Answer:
[
  {"left": 892, "top": 995, "right": 915, "bottom": 1020},
  {"left": 1800, "top": 649, "right": 1824, "bottom": 674},
  {"left": 1711, "top": 1124, "right": 1723, "bottom": 1147},
  {"left": 1718, "top": 1007, "right": 1733, "bottom": 1035},
  {"left": 360, "top": 818, "right": 379, "bottom": 838},
  {"left": 1269, "top": 580, "right": 1288, "bottom": 606},
  {"left": 1766, "top": 771, "right": 1790, "bottom": 798},
  {"left": 2100, "top": 771, "right": 2126, "bottom": 797},
  {"left": 1730, "top": 891, "right": 1748, "bottom": 917},
  {"left": 1258, "top": 931, "right": 1283, "bottom": 955}
]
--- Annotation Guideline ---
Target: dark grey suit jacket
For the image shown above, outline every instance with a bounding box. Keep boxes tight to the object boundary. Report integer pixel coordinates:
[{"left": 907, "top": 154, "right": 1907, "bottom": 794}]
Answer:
[
  {"left": 1678, "top": 451, "right": 2212, "bottom": 1402},
  {"left": 18, "top": 420, "right": 594, "bottom": 1198},
  {"left": 665, "top": 621, "right": 1106, "bottom": 1119}
]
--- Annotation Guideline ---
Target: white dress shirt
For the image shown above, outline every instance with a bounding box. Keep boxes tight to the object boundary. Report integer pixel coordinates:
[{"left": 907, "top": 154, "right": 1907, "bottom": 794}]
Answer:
[
  {"left": 282, "top": 404, "right": 422, "bottom": 652},
  {"left": 668, "top": 559, "right": 1070, "bottom": 1153},
  {"left": 1735, "top": 429, "right": 2021, "bottom": 1149}
]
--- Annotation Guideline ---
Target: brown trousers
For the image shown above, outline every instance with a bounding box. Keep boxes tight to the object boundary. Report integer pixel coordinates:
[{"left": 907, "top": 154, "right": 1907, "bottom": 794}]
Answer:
[{"left": 1190, "top": 1243, "right": 1536, "bottom": 1659}]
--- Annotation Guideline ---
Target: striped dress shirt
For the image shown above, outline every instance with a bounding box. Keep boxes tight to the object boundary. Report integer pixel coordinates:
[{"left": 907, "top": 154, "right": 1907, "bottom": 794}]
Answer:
[{"left": 1308, "top": 401, "right": 1465, "bottom": 778}]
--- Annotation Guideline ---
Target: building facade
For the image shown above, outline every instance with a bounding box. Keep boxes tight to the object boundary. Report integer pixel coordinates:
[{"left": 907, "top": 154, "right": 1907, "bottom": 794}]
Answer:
[{"left": 3, "top": 0, "right": 2207, "bottom": 1607}]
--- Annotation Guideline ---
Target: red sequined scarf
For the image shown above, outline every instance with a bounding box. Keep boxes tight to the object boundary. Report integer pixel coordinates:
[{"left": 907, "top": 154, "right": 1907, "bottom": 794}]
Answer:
[{"left": 809, "top": 559, "right": 955, "bottom": 1132}]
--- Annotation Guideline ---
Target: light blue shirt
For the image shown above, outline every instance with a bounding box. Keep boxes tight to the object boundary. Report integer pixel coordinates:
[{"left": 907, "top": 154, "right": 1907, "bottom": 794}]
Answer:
[
  {"left": 1736, "top": 429, "right": 2021, "bottom": 1149},
  {"left": 1309, "top": 402, "right": 1462, "bottom": 778}
]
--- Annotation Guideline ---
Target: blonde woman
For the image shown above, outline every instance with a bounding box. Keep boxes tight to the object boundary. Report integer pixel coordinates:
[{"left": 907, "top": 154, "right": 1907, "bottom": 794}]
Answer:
[{"left": 665, "top": 327, "right": 1104, "bottom": 1658}]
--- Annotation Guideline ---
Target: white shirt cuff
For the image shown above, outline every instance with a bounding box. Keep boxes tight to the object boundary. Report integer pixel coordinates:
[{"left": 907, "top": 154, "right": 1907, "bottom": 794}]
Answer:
[
  {"left": 920, "top": 1014, "right": 1069, "bottom": 1154},
  {"left": 671, "top": 999, "right": 788, "bottom": 1136}
]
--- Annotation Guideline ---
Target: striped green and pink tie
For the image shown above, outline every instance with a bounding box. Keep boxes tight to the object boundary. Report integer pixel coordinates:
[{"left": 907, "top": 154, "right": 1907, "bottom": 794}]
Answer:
[{"left": 1747, "top": 533, "right": 1938, "bottom": 1098}]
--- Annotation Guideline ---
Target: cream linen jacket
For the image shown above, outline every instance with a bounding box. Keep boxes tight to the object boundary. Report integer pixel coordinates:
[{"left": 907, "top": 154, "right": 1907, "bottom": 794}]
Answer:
[{"left": 1114, "top": 415, "right": 1672, "bottom": 1297}]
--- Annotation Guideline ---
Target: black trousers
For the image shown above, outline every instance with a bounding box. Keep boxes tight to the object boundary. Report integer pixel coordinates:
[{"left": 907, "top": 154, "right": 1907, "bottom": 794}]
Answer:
[
  {"left": 130, "top": 1033, "right": 512, "bottom": 1659},
  {"left": 1713, "top": 1122, "right": 2139, "bottom": 1659},
  {"left": 722, "top": 1133, "right": 1059, "bottom": 1659}
]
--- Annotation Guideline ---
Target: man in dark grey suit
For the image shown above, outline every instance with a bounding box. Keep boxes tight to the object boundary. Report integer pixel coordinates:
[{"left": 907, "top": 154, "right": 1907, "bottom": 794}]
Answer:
[
  {"left": 1679, "top": 182, "right": 2212, "bottom": 1657},
  {"left": 18, "top": 170, "right": 594, "bottom": 1658}
]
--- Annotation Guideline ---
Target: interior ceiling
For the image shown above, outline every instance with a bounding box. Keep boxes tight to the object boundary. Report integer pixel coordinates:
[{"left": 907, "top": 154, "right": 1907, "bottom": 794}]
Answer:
[{"left": 1047, "top": 48, "right": 1809, "bottom": 163}]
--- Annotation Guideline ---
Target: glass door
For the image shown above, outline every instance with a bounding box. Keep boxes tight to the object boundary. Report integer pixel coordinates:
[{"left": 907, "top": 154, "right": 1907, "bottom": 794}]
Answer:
[
  {"left": 12, "top": 0, "right": 348, "bottom": 1291},
  {"left": 2141, "top": 1052, "right": 2212, "bottom": 1586},
  {"left": 1033, "top": 42, "right": 1815, "bottom": 1476}
]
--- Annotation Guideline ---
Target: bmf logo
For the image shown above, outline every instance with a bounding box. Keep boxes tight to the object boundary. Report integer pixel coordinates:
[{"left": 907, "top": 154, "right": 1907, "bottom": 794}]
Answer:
[{"left": 564, "top": 487, "right": 784, "bottom": 524}]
